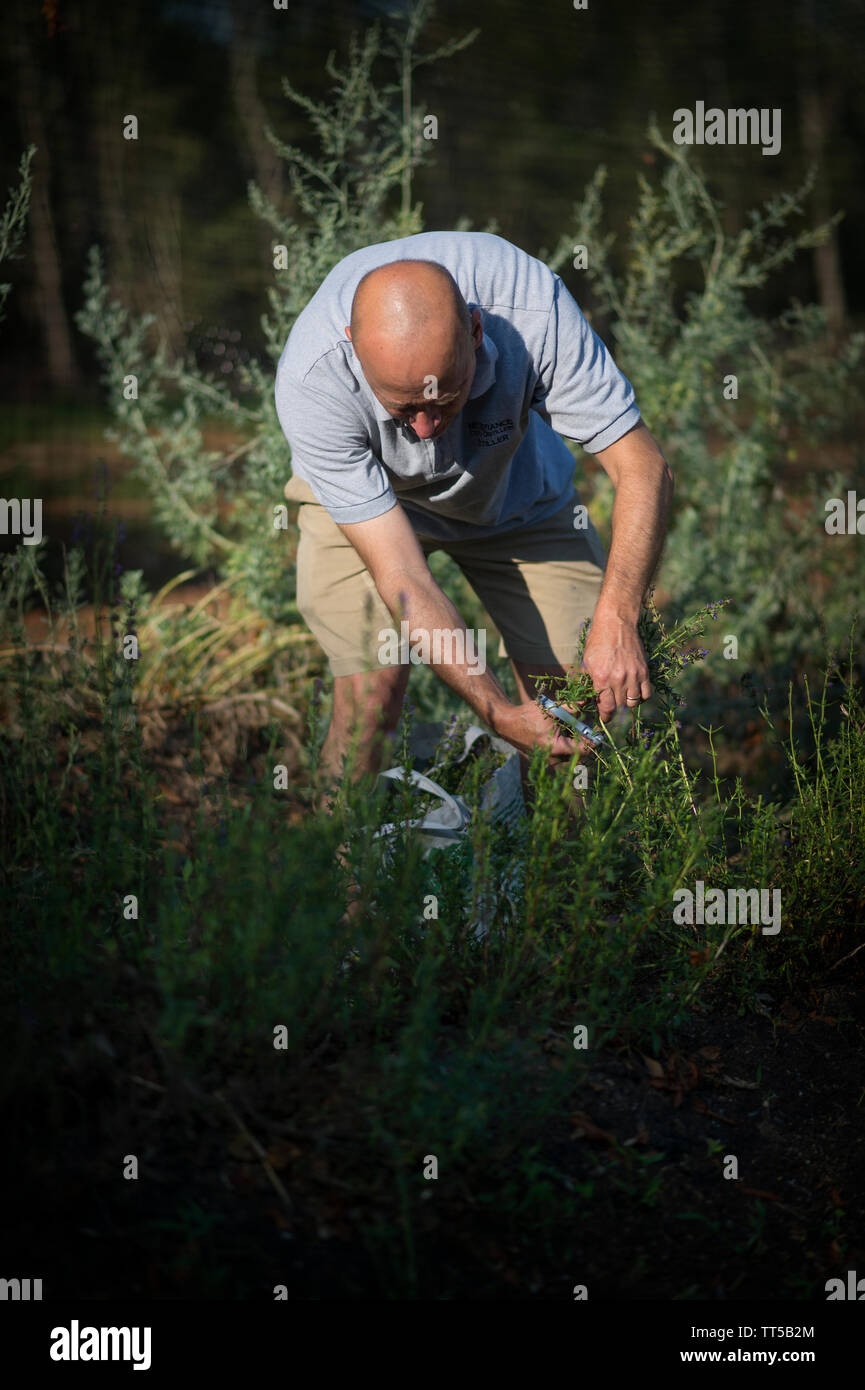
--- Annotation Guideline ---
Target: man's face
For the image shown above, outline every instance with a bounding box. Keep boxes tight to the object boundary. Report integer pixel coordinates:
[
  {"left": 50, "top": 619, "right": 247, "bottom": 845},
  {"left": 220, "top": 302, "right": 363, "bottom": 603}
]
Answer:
[{"left": 348, "top": 309, "right": 483, "bottom": 441}]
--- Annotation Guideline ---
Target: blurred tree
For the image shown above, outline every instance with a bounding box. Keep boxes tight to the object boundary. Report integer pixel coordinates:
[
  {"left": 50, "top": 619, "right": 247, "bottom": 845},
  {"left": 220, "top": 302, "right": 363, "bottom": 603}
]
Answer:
[
  {"left": 227, "top": 0, "right": 285, "bottom": 213},
  {"left": 76, "top": 3, "right": 477, "bottom": 619},
  {"left": 88, "top": 5, "right": 140, "bottom": 333},
  {"left": 12, "top": 0, "right": 81, "bottom": 389},
  {"left": 1, "top": 0, "right": 863, "bottom": 401},
  {"left": 794, "top": 0, "right": 854, "bottom": 334},
  {"left": 0, "top": 146, "right": 35, "bottom": 328}
]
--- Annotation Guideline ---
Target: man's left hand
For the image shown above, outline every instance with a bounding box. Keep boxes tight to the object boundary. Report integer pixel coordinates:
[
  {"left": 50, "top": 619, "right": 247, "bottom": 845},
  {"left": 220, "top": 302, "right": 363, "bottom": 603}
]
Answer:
[{"left": 580, "top": 612, "right": 651, "bottom": 723}]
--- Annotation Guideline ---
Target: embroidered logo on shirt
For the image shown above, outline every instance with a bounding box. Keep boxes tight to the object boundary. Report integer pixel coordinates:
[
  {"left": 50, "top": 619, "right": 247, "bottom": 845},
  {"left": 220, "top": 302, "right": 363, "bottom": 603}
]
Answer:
[{"left": 467, "top": 418, "right": 514, "bottom": 447}]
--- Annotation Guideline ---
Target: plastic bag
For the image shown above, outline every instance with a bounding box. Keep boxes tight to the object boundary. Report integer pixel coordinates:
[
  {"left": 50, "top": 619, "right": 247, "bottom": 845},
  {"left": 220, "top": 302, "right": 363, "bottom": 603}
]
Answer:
[{"left": 372, "top": 721, "right": 525, "bottom": 937}]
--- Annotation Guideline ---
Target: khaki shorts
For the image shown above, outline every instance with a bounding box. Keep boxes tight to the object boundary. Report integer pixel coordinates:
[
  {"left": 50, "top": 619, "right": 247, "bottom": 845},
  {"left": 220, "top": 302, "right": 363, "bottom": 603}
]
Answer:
[{"left": 284, "top": 474, "right": 607, "bottom": 678}]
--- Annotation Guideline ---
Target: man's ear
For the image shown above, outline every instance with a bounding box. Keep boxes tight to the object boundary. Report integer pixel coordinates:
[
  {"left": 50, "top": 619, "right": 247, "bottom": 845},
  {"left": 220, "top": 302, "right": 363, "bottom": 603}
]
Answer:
[
  {"left": 345, "top": 326, "right": 352, "bottom": 341},
  {"left": 470, "top": 308, "right": 483, "bottom": 348}
]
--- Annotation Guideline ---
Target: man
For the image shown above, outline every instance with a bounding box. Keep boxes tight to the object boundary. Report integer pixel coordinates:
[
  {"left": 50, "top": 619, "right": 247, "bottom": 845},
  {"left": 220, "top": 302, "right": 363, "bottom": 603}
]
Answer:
[{"left": 275, "top": 230, "right": 673, "bottom": 799}]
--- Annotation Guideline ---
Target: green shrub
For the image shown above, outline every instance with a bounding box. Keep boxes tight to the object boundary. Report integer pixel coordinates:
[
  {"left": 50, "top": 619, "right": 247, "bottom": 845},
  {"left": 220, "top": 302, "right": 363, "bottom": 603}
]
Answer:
[{"left": 546, "top": 127, "right": 864, "bottom": 671}]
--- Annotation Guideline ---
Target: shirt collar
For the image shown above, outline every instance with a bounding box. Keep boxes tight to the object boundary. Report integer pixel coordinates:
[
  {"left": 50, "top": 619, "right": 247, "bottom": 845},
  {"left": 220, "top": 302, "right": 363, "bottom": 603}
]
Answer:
[
  {"left": 468, "top": 325, "right": 498, "bottom": 400},
  {"left": 356, "top": 308, "right": 499, "bottom": 424}
]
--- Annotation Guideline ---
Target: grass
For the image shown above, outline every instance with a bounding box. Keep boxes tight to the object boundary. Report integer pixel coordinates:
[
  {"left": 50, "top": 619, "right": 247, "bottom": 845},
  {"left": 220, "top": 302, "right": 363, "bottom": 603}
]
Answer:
[{"left": 1, "top": 520, "right": 864, "bottom": 1299}]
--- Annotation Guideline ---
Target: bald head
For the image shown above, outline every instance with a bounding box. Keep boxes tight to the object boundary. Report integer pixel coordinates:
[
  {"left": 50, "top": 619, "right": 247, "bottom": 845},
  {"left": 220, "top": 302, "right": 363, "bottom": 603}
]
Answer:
[
  {"left": 349, "top": 259, "right": 471, "bottom": 349},
  {"left": 346, "top": 260, "right": 481, "bottom": 439}
]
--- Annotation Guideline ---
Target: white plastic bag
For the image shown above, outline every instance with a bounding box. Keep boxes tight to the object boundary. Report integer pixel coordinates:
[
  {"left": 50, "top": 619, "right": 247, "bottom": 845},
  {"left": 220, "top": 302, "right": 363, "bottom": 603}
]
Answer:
[
  {"left": 373, "top": 765, "right": 472, "bottom": 852},
  {"left": 372, "top": 722, "right": 525, "bottom": 936}
]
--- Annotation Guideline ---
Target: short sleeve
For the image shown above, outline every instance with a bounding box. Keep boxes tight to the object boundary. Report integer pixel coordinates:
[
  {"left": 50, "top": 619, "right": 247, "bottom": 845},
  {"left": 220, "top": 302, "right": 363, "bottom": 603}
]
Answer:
[
  {"left": 275, "top": 367, "right": 397, "bottom": 524},
  {"left": 531, "top": 275, "right": 641, "bottom": 453}
]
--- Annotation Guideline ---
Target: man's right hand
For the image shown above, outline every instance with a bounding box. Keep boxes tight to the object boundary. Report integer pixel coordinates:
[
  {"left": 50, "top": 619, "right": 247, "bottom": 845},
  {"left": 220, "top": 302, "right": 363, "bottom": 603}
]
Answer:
[{"left": 493, "top": 700, "right": 598, "bottom": 763}]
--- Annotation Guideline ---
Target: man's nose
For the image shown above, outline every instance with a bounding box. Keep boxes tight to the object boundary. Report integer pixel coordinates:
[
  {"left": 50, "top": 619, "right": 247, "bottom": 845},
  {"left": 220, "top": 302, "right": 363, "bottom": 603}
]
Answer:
[{"left": 409, "top": 408, "right": 441, "bottom": 438}]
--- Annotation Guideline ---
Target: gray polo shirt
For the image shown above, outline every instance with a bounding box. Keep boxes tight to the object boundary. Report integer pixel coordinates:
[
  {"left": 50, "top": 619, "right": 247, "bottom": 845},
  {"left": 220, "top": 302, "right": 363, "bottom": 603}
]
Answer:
[{"left": 274, "top": 230, "right": 640, "bottom": 542}]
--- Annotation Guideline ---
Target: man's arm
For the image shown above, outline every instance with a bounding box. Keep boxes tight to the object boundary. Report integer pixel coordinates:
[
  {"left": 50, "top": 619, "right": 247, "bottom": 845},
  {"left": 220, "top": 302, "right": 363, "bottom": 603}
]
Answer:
[
  {"left": 581, "top": 421, "right": 674, "bottom": 720},
  {"left": 337, "top": 504, "right": 581, "bottom": 759}
]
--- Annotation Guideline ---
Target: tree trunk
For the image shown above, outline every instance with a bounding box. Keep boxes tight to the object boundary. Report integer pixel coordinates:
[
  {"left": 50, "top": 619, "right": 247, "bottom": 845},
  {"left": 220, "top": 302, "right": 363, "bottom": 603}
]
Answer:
[
  {"left": 795, "top": 0, "right": 847, "bottom": 336},
  {"left": 15, "top": 14, "right": 82, "bottom": 390},
  {"left": 799, "top": 82, "right": 847, "bottom": 335},
  {"left": 227, "top": 1, "right": 284, "bottom": 210},
  {"left": 93, "top": 86, "right": 136, "bottom": 308},
  {"left": 143, "top": 191, "right": 187, "bottom": 357}
]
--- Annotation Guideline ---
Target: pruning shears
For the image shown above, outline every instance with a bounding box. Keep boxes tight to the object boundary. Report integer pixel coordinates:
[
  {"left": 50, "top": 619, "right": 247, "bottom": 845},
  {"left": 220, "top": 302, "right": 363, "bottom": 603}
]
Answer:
[{"left": 536, "top": 693, "right": 606, "bottom": 748}]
